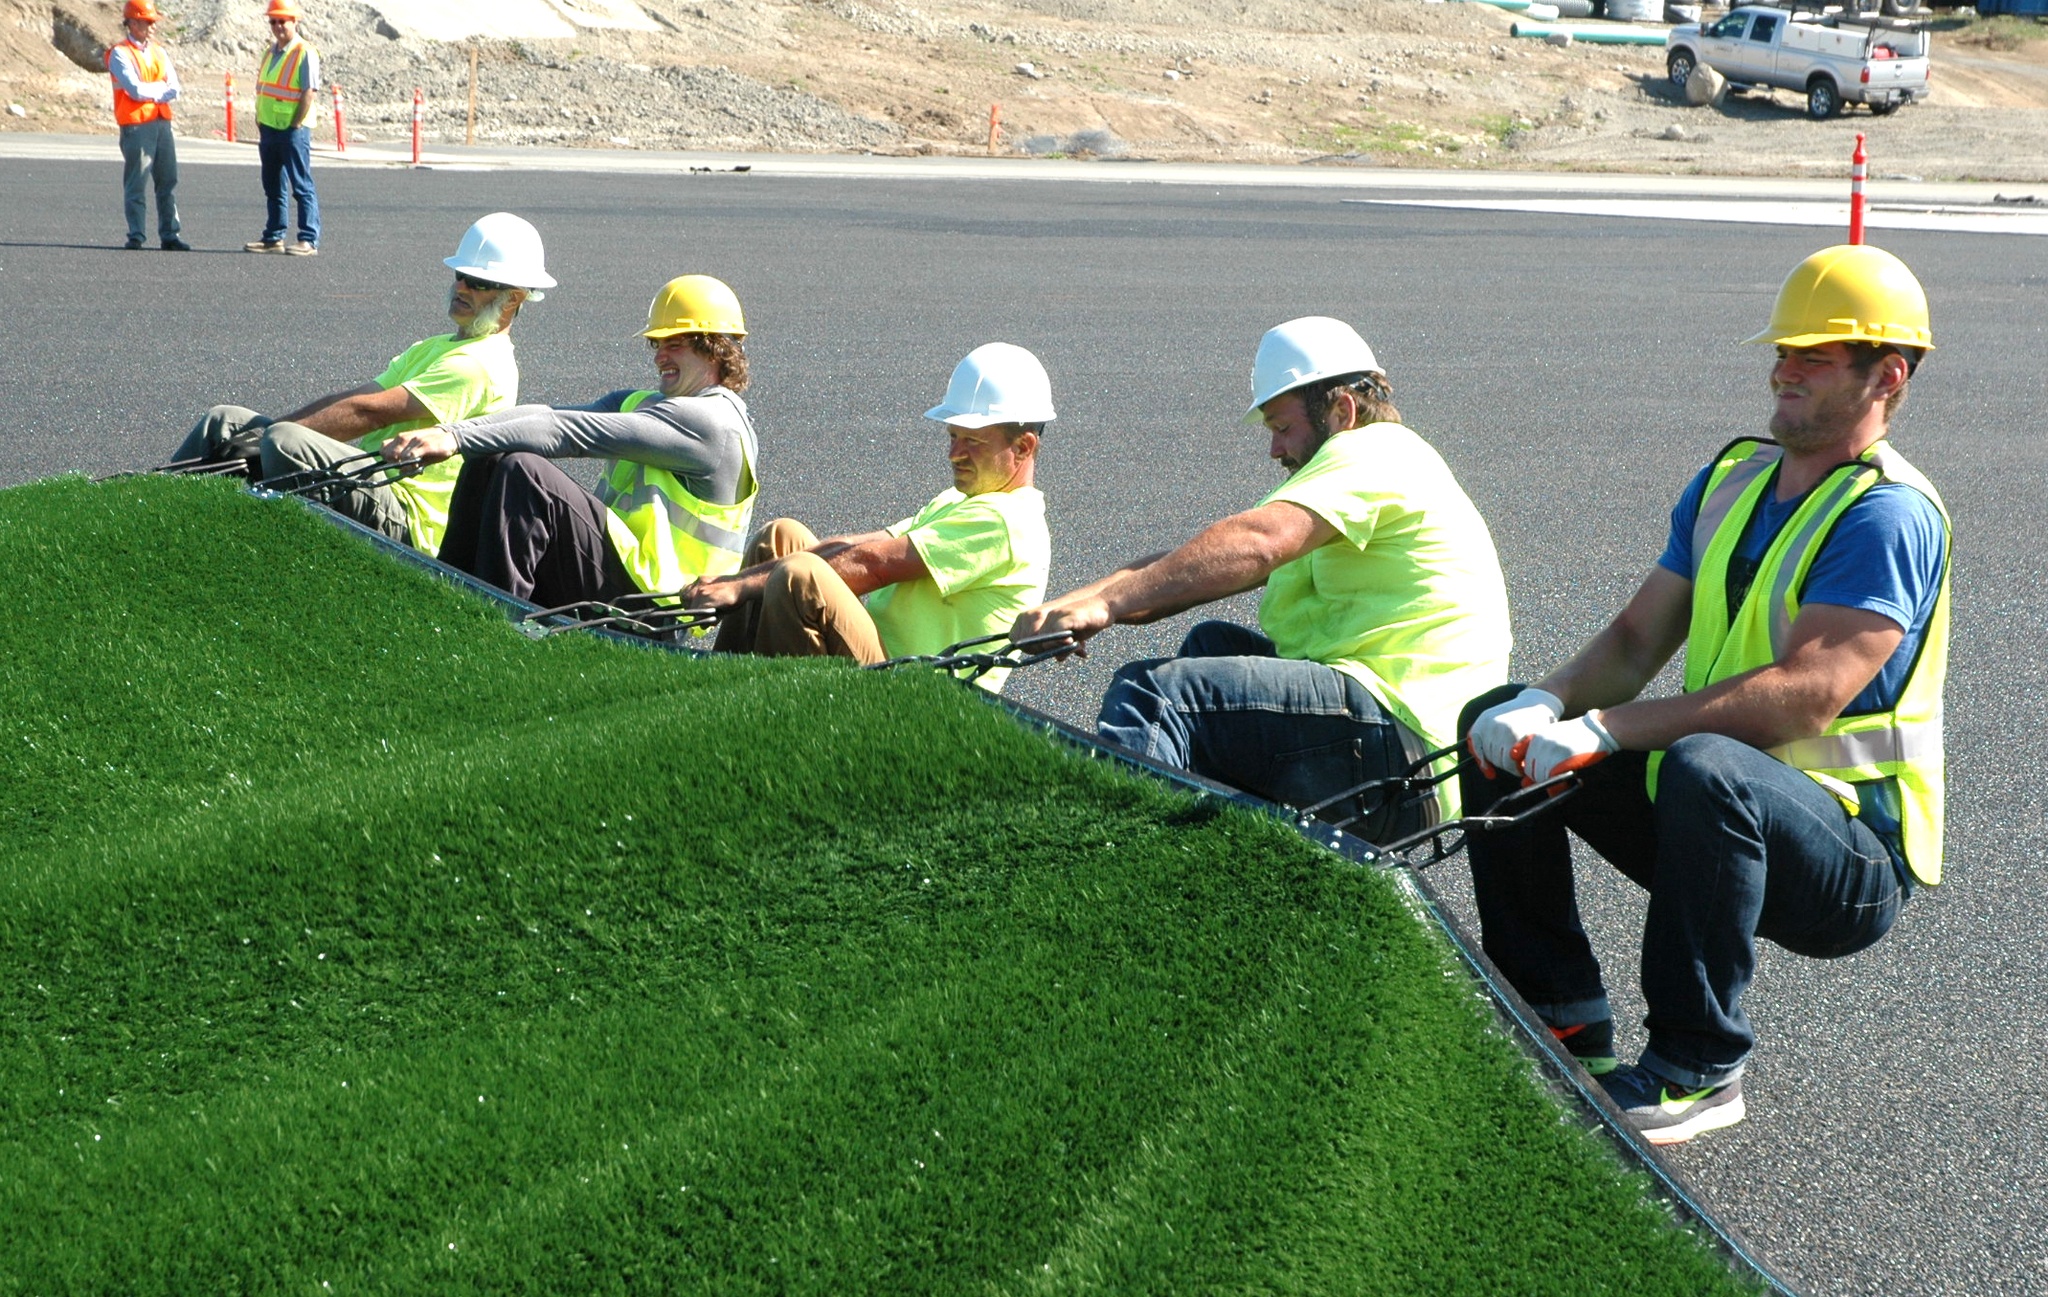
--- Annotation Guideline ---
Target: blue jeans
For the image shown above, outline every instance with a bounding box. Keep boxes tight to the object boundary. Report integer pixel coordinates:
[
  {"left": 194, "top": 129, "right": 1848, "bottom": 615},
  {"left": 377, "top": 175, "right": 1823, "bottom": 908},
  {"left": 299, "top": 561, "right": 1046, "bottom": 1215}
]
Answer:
[
  {"left": 1098, "top": 620, "right": 1427, "bottom": 841},
  {"left": 1458, "top": 684, "right": 1910, "bottom": 1088},
  {"left": 257, "top": 124, "right": 319, "bottom": 246},
  {"left": 118, "top": 119, "right": 180, "bottom": 242}
]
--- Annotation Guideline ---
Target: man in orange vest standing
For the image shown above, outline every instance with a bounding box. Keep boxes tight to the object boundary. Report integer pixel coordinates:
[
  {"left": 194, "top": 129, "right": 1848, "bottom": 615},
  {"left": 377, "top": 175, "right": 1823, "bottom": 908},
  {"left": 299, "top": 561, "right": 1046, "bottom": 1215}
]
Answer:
[
  {"left": 245, "top": 0, "right": 320, "bottom": 256},
  {"left": 106, "top": 0, "right": 188, "bottom": 251}
]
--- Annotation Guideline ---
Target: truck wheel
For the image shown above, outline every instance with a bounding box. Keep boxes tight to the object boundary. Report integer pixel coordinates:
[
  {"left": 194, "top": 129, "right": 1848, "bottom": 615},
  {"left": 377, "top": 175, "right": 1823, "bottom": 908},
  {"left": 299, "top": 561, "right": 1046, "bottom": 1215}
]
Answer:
[
  {"left": 1806, "top": 78, "right": 1840, "bottom": 120},
  {"left": 1880, "top": 0, "right": 1916, "bottom": 14},
  {"left": 1668, "top": 50, "right": 1697, "bottom": 90}
]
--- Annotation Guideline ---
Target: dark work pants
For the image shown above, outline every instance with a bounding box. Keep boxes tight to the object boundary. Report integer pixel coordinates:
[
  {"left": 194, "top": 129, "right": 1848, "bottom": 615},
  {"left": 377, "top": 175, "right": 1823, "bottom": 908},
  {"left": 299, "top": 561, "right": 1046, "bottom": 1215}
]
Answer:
[
  {"left": 1098, "top": 620, "right": 1429, "bottom": 842},
  {"left": 440, "top": 452, "right": 637, "bottom": 608},
  {"left": 118, "top": 119, "right": 180, "bottom": 242},
  {"left": 1458, "top": 682, "right": 1910, "bottom": 1088},
  {"left": 256, "top": 124, "right": 319, "bottom": 246}
]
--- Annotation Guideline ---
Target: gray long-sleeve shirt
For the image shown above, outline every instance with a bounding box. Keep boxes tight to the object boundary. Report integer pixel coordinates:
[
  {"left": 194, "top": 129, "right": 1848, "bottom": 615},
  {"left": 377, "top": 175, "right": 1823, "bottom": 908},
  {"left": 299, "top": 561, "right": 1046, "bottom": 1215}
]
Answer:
[{"left": 443, "top": 386, "right": 757, "bottom": 505}]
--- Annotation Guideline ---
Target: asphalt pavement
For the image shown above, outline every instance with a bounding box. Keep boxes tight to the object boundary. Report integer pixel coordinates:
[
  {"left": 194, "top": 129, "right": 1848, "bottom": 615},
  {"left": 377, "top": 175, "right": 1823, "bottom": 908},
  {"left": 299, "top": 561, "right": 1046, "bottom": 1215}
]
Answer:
[{"left": 2, "top": 153, "right": 2043, "bottom": 1296}]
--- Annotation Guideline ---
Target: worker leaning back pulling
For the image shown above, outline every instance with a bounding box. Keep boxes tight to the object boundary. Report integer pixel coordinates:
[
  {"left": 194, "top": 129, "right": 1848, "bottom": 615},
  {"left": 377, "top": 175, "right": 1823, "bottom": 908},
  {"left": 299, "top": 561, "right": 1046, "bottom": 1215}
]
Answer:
[
  {"left": 680, "top": 343, "right": 1054, "bottom": 694},
  {"left": 383, "top": 275, "right": 759, "bottom": 607},
  {"left": 170, "top": 213, "right": 552, "bottom": 556},
  {"left": 1011, "top": 317, "right": 1512, "bottom": 841},
  {"left": 1459, "top": 244, "right": 1951, "bottom": 1146}
]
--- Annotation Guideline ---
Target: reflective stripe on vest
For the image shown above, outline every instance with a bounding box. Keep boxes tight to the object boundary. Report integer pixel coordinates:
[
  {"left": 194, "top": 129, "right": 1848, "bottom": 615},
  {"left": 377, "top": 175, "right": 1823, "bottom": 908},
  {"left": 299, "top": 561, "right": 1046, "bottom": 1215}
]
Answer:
[
  {"left": 1650, "top": 437, "right": 1951, "bottom": 886},
  {"left": 256, "top": 40, "right": 309, "bottom": 129},
  {"left": 107, "top": 40, "right": 169, "bottom": 126},
  {"left": 596, "top": 389, "right": 759, "bottom": 592}
]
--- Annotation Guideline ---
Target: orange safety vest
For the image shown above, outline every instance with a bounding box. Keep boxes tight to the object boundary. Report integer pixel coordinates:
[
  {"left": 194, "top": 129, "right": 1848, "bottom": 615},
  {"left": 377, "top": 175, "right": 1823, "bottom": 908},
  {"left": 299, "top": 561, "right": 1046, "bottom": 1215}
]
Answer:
[
  {"left": 106, "top": 39, "right": 172, "bottom": 127},
  {"left": 256, "top": 39, "right": 310, "bottom": 129}
]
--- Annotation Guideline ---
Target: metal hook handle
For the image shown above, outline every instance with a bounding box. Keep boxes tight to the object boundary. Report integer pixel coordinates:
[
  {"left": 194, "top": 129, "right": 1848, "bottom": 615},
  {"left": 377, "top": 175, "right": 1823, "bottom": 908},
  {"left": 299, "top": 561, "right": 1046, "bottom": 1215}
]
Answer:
[
  {"left": 867, "top": 630, "right": 1078, "bottom": 680},
  {"left": 1294, "top": 741, "right": 1472, "bottom": 830},
  {"left": 1360, "top": 770, "right": 1584, "bottom": 870}
]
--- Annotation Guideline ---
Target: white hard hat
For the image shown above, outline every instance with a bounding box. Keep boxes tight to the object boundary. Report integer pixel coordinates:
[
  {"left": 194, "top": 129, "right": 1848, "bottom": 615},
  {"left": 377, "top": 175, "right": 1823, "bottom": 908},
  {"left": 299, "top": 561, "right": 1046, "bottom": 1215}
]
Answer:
[
  {"left": 924, "top": 342, "right": 1057, "bottom": 429},
  {"left": 1244, "top": 316, "right": 1380, "bottom": 423},
  {"left": 443, "top": 212, "right": 557, "bottom": 294}
]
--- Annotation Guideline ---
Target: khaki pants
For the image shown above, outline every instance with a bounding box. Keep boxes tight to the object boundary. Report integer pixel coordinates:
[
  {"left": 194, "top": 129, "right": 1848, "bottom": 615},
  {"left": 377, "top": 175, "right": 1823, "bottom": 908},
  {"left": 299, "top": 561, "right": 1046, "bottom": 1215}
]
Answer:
[
  {"left": 173, "top": 404, "right": 411, "bottom": 545},
  {"left": 714, "top": 518, "right": 886, "bottom": 664}
]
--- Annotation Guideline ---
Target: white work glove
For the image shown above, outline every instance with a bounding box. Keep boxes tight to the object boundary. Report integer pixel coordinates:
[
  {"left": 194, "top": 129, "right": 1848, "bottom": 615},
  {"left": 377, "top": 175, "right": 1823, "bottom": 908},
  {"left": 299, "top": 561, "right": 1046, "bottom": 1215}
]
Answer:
[
  {"left": 1520, "top": 711, "right": 1619, "bottom": 786},
  {"left": 1466, "top": 686, "right": 1564, "bottom": 778}
]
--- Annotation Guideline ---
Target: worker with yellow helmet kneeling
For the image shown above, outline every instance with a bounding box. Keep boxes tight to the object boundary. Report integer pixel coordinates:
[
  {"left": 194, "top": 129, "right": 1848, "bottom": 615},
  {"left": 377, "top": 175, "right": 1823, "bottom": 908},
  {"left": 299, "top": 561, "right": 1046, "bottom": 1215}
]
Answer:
[
  {"left": 680, "top": 343, "right": 1053, "bottom": 694},
  {"left": 383, "top": 274, "right": 759, "bottom": 607},
  {"left": 1459, "top": 244, "right": 1951, "bottom": 1147}
]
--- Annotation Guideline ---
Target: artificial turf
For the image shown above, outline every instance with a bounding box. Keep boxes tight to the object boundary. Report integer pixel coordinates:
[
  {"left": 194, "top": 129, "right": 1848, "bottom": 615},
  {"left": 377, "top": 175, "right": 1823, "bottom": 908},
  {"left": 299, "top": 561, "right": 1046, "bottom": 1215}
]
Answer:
[{"left": 0, "top": 475, "right": 1757, "bottom": 1295}]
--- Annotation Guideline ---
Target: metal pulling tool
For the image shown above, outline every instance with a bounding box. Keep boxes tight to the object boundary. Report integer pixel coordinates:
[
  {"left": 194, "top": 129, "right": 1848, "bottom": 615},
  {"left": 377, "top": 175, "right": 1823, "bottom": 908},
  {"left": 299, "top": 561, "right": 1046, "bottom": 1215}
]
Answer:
[
  {"left": 253, "top": 454, "right": 426, "bottom": 500},
  {"left": 1296, "top": 741, "right": 1583, "bottom": 870},
  {"left": 520, "top": 592, "right": 726, "bottom": 640},
  {"left": 99, "top": 456, "right": 261, "bottom": 483},
  {"left": 868, "top": 630, "right": 1079, "bottom": 683}
]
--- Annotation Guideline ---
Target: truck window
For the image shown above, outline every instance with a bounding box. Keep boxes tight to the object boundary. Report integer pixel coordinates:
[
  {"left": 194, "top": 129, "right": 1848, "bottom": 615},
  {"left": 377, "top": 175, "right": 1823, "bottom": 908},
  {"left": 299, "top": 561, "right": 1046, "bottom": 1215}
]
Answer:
[
  {"left": 1708, "top": 13, "right": 1749, "bottom": 37},
  {"left": 1749, "top": 14, "right": 1779, "bottom": 42}
]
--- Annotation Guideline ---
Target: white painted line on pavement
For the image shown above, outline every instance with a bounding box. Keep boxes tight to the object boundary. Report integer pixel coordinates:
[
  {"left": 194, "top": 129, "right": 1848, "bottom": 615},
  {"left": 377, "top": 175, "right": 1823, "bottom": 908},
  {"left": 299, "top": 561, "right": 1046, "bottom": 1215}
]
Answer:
[
  {"left": 1347, "top": 197, "right": 2048, "bottom": 236},
  {"left": 5, "top": 132, "right": 2041, "bottom": 212}
]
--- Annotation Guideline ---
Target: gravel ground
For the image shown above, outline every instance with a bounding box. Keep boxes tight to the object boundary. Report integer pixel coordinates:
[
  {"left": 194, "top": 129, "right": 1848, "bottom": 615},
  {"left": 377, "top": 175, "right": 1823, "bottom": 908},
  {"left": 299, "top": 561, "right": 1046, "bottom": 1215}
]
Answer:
[{"left": 5, "top": 0, "right": 2045, "bottom": 179}]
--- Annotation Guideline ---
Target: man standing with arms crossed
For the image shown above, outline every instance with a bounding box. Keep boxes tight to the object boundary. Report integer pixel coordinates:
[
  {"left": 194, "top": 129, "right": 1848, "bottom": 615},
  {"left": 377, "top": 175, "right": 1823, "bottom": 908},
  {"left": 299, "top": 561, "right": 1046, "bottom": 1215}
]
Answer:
[
  {"left": 245, "top": 0, "right": 321, "bottom": 256},
  {"left": 1012, "top": 317, "right": 1511, "bottom": 840},
  {"left": 1461, "top": 245, "right": 1950, "bottom": 1144},
  {"left": 106, "top": 0, "right": 188, "bottom": 252}
]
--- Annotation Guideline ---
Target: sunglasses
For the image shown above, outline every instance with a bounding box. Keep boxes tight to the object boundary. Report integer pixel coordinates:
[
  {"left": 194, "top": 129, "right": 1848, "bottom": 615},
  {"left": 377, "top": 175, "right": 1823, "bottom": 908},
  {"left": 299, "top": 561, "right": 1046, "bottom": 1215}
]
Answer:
[{"left": 454, "top": 272, "right": 510, "bottom": 293}]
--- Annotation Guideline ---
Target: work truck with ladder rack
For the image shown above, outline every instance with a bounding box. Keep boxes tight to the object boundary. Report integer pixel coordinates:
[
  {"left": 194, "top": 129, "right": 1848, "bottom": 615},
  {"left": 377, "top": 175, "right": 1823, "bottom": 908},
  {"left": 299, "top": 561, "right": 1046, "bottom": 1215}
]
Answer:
[{"left": 1665, "top": 3, "right": 1931, "bottom": 119}]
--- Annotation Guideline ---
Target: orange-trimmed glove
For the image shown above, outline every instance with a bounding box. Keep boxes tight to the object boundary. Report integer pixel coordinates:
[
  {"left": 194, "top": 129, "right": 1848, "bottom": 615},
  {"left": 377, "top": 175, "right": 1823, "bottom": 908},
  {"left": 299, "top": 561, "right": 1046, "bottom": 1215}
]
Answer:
[
  {"left": 1520, "top": 711, "right": 1619, "bottom": 786},
  {"left": 1467, "top": 687, "right": 1564, "bottom": 778}
]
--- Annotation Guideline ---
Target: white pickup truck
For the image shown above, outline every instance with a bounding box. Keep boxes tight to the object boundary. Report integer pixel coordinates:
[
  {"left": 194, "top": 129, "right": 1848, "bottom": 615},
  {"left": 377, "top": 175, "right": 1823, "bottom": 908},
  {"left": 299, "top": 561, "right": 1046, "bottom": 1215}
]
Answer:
[{"left": 1665, "top": 5, "right": 1931, "bottom": 120}]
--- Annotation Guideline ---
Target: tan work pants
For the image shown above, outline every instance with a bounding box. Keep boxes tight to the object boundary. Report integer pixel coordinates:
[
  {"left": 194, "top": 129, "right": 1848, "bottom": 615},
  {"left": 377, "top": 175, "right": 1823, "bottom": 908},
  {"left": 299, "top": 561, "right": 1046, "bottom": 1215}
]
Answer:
[{"left": 714, "top": 518, "right": 887, "bottom": 665}]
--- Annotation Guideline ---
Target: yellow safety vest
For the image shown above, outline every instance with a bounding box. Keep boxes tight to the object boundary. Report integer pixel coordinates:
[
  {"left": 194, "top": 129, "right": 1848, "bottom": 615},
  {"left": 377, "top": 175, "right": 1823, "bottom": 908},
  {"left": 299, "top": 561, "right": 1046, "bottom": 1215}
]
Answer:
[
  {"left": 596, "top": 390, "right": 758, "bottom": 593},
  {"left": 1650, "top": 437, "right": 1951, "bottom": 886},
  {"left": 255, "top": 39, "right": 310, "bottom": 130}
]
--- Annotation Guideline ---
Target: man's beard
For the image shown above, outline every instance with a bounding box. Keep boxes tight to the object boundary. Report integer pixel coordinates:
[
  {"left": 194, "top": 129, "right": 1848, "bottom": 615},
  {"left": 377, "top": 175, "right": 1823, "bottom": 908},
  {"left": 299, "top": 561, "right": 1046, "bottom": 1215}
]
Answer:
[
  {"left": 1768, "top": 383, "right": 1865, "bottom": 451},
  {"left": 1279, "top": 430, "right": 1331, "bottom": 475},
  {"left": 451, "top": 290, "right": 507, "bottom": 340}
]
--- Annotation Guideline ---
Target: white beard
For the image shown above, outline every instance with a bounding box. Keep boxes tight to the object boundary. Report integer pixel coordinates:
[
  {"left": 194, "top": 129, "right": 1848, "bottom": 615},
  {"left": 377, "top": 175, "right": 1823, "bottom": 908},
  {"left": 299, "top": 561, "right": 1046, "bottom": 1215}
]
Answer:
[{"left": 451, "top": 289, "right": 508, "bottom": 340}]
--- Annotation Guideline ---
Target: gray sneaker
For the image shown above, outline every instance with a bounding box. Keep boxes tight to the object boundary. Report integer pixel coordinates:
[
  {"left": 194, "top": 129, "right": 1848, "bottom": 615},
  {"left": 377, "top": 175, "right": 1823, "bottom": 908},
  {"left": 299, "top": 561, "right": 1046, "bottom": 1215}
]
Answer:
[{"left": 1597, "top": 1063, "right": 1745, "bottom": 1145}]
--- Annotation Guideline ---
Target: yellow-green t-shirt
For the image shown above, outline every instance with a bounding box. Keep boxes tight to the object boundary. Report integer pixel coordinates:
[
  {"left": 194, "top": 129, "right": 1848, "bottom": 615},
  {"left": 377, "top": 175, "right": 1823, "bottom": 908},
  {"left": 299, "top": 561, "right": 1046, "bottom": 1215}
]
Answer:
[
  {"left": 866, "top": 486, "right": 1051, "bottom": 693},
  {"left": 359, "top": 331, "right": 520, "bottom": 555},
  {"left": 1258, "top": 422, "right": 1512, "bottom": 764}
]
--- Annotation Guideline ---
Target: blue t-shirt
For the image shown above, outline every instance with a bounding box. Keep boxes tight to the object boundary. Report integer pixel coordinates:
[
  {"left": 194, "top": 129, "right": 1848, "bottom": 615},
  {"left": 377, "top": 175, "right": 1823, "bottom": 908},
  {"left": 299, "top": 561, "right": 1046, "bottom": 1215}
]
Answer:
[{"left": 1658, "top": 461, "right": 1946, "bottom": 715}]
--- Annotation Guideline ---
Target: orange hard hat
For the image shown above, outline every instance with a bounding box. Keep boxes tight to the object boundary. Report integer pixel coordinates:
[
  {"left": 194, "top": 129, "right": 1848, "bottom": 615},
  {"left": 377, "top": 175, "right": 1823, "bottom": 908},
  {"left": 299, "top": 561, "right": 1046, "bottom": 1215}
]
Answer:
[
  {"left": 123, "top": 0, "right": 161, "bottom": 20},
  {"left": 265, "top": 0, "right": 301, "bottom": 18}
]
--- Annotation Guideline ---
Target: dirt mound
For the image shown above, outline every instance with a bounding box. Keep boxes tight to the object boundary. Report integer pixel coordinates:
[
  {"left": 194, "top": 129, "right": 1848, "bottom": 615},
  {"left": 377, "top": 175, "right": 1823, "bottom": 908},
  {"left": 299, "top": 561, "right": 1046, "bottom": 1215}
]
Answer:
[{"left": 3, "top": 0, "right": 2046, "bottom": 179}]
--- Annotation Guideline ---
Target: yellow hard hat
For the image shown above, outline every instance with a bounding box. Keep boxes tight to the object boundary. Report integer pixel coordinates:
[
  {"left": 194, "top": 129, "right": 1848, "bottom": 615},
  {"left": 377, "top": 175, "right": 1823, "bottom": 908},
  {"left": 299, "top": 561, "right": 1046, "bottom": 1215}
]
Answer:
[
  {"left": 643, "top": 275, "right": 746, "bottom": 338},
  {"left": 1745, "top": 244, "right": 1933, "bottom": 351}
]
